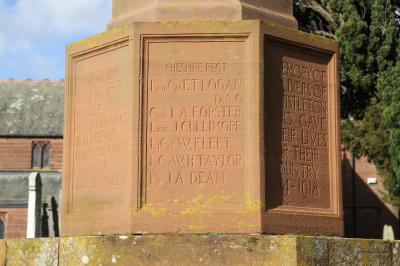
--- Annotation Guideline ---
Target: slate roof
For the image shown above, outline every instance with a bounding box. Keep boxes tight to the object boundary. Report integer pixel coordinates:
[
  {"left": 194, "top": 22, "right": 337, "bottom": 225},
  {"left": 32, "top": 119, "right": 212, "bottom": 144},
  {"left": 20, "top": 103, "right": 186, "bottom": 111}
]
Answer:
[
  {"left": 0, "top": 171, "right": 61, "bottom": 207},
  {"left": 0, "top": 80, "right": 64, "bottom": 136}
]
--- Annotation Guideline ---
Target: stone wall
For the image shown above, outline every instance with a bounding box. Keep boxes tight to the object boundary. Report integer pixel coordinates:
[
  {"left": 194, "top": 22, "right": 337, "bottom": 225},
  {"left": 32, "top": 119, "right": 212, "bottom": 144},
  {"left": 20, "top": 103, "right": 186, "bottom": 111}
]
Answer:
[{"left": 0, "top": 235, "right": 398, "bottom": 265}]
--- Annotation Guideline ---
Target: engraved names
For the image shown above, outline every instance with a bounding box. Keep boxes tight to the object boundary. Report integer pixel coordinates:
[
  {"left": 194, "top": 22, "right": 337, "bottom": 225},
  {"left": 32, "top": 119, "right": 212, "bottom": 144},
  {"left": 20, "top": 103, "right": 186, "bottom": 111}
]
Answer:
[
  {"left": 72, "top": 48, "right": 129, "bottom": 191},
  {"left": 145, "top": 41, "right": 246, "bottom": 204}
]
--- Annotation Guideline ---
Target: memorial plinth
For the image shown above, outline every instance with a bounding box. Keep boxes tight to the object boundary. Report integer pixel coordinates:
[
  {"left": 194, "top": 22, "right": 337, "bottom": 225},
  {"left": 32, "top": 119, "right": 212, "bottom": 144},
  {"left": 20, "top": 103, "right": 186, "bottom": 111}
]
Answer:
[
  {"left": 1, "top": 235, "right": 397, "bottom": 265},
  {"left": 62, "top": 20, "right": 343, "bottom": 236},
  {"left": 108, "top": 0, "right": 298, "bottom": 29}
]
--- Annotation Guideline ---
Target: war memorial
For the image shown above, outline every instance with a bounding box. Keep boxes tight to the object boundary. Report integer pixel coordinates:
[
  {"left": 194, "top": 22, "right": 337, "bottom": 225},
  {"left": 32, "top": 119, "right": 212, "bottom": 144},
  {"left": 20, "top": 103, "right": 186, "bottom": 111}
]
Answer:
[
  {"left": 1, "top": 1, "right": 399, "bottom": 265},
  {"left": 62, "top": 0, "right": 342, "bottom": 237}
]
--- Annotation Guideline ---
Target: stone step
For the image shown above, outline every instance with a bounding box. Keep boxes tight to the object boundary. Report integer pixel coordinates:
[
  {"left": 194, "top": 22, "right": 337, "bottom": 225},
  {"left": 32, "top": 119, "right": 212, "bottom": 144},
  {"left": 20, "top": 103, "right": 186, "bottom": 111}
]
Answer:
[{"left": 0, "top": 234, "right": 398, "bottom": 265}]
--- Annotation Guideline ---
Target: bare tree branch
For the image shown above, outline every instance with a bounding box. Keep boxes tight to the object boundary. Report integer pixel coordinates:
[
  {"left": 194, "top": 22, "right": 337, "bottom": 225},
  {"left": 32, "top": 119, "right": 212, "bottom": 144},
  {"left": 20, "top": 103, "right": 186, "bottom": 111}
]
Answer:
[
  {"left": 299, "top": 0, "right": 338, "bottom": 31},
  {"left": 314, "top": 30, "right": 337, "bottom": 39}
]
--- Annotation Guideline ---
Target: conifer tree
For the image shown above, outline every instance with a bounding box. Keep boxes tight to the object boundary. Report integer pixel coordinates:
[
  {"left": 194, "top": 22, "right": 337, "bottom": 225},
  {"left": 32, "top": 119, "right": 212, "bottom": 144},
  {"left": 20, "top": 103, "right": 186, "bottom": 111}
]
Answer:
[{"left": 294, "top": 0, "right": 400, "bottom": 203}]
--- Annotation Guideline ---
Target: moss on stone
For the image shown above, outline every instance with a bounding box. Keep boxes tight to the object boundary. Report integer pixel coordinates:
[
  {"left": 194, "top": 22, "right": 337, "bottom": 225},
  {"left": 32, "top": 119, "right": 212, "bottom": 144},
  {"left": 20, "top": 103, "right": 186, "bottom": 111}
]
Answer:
[
  {"left": 5, "top": 238, "right": 58, "bottom": 266},
  {"left": 59, "top": 235, "right": 300, "bottom": 265},
  {"left": 157, "top": 20, "right": 256, "bottom": 34},
  {"left": 392, "top": 241, "right": 400, "bottom": 265},
  {"left": 67, "top": 24, "right": 128, "bottom": 52},
  {"left": 328, "top": 237, "right": 392, "bottom": 266},
  {"left": 297, "top": 236, "right": 328, "bottom": 266},
  {"left": 0, "top": 240, "right": 6, "bottom": 266},
  {"left": 1, "top": 235, "right": 399, "bottom": 265}
]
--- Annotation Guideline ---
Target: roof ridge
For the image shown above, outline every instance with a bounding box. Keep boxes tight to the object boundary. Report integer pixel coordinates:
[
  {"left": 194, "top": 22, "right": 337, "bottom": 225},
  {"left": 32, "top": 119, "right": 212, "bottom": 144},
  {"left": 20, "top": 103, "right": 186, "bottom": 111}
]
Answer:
[{"left": 0, "top": 79, "right": 64, "bottom": 85}]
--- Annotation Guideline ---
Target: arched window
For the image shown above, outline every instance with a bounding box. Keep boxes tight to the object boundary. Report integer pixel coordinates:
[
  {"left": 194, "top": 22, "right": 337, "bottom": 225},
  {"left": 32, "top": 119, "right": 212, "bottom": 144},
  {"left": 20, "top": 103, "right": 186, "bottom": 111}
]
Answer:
[
  {"left": 32, "top": 142, "right": 42, "bottom": 168},
  {"left": 32, "top": 141, "right": 51, "bottom": 169},
  {"left": 0, "top": 219, "right": 4, "bottom": 239},
  {"left": 42, "top": 143, "right": 50, "bottom": 168}
]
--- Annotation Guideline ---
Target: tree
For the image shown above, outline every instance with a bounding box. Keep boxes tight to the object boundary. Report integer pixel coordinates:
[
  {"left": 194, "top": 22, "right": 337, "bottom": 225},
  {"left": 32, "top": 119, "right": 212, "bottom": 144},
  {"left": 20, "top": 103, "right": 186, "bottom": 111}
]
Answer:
[
  {"left": 294, "top": 0, "right": 400, "bottom": 204},
  {"left": 378, "top": 62, "right": 400, "bottom": 203}
]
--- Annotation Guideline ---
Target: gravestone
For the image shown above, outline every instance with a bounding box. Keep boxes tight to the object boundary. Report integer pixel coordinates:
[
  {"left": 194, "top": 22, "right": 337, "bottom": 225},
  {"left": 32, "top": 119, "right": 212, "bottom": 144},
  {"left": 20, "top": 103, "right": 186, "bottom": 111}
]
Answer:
[
  {"left": 62, "top": 0, "right": 343, "bottom": 236},
  {"left": 383, "top": 224, "right": 395, "bottom": 240},
  {"left": 27, "top": 172, "right": 42, "bottom": 238}
]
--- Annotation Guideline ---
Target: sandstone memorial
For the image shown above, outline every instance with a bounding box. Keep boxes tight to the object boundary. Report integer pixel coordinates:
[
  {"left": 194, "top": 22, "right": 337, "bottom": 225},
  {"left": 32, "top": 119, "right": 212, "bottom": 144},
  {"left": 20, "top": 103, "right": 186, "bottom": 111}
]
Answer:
[{"left": 62, "top": 0, "right": 343, "bottom": 236}]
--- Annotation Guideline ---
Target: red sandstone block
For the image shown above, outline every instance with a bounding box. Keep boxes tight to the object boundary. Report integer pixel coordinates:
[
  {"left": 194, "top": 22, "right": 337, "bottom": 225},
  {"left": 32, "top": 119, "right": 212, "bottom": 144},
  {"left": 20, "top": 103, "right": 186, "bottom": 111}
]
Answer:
[{"left": 62, "top": 20, "right": 343, "bottom": 236}]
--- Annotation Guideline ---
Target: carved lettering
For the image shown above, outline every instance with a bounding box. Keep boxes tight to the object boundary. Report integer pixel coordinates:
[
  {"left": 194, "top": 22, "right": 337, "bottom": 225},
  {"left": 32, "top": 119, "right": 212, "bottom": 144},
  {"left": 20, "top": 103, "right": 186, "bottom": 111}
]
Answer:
[
  {"left": 266, "top": 47, "right": 331, "bottom": 210},
  {"left": 279, "top": 58, "right": 329, "bottom": 207},
  {"left": 73, "top": 61, "right": 128, "bottom": 190},
  {"left": 144, "top": 40, "right": 246, "bottom": 204}
]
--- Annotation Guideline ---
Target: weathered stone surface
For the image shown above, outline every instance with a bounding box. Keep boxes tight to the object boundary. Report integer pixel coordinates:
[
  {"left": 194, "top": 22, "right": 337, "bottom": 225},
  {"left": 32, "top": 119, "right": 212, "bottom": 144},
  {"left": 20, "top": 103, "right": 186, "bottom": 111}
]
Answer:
[
  {"left": 109, "top": 0, "right": 298, "bottom": 29},
  {"left": 328, "top": 238, "right": 392, "bottom": 266},
  {"left": 262, "top": 23, "right": 342, "bottom": 236},
  {"left": 63, "top": 20, "right": 343, "bottom": 237},
  {"left": 392, "top": 241, "right": 400, "bottom": 265},
  {"left": 0, "top": 240, "right": 5, "bottom": 266},
  {"left": 5, "top": 238, "right": 58, "bottom": 266},
  {"left": 297, "top": 236, "right": 328, "bottom": 265},
  {"left": 60, "top": 235, "right": 299, "bottom": 266},
  {"left": 0, "top": 235, "right": 399, "bottom": 265}
]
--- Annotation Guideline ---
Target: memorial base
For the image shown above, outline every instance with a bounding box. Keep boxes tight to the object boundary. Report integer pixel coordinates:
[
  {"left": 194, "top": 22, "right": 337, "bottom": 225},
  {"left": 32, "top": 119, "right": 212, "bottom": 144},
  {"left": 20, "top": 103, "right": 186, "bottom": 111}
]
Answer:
[
  {"left": 0, "top": 235, "right": 398, "bottom": 265},
  {"left": 63, "top": 20, "right": 342, "bottom": 236}
]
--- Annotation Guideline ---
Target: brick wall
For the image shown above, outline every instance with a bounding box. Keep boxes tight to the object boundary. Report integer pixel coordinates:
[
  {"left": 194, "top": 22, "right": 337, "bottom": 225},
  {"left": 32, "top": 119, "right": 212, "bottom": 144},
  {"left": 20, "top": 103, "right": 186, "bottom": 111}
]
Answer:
[
  {"left": 50, "top": 139, "right": 63, "bottom": 170},
  {"left": 0, "top": 139, "right": 31, "bottom": 169},
  {"left": 342, "top": 150, "right": 399, "bottom": 238},
  {"left": 0, "top": 208, "right": 27, "bottom": 238},
  {"left": 0, "top": 138, "right": 63, "bottom": 170}
]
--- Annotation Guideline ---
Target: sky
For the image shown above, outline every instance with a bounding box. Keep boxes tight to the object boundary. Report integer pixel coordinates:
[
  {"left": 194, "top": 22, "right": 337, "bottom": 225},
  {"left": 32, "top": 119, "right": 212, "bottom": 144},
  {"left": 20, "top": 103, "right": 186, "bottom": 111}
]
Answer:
[{"left": 0, "top": 0, "right": 111, "bottom": 80}]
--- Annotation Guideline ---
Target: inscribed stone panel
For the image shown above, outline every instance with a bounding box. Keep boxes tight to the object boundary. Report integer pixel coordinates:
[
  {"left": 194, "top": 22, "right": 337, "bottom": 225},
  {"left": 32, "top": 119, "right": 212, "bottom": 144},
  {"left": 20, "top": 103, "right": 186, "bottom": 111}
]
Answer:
[
  {"left": 70, "top": 42, "right": 130, "bottom": 210},
  {"left": 265, "top": 39, "right": 332, "bottom": 211},
  {"left": 143, "top": 38, "right": 247, "bottom": 207}
]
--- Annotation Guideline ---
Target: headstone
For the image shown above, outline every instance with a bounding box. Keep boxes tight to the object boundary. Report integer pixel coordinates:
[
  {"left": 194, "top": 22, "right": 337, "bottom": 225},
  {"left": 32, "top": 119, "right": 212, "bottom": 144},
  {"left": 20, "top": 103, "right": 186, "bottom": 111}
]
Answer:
[
  {"left": 26, "top": 172, "right": 42, "bottom": 238},
  {"left": 62, "top": 0, "right": 343, "bottom": 236},
  {"left": 383, "top": 224, "right": 395, "bottom": 240}
]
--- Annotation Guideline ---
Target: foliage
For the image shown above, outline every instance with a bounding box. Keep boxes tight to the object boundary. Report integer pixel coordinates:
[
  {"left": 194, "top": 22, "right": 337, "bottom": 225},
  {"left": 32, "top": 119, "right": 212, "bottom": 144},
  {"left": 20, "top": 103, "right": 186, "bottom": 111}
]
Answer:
[
  {"left": 294, "top": 0, "right": 400, "bottom": 204},
  {"left": 378, "top": 62, "right": 400, "bottom": 203}
]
